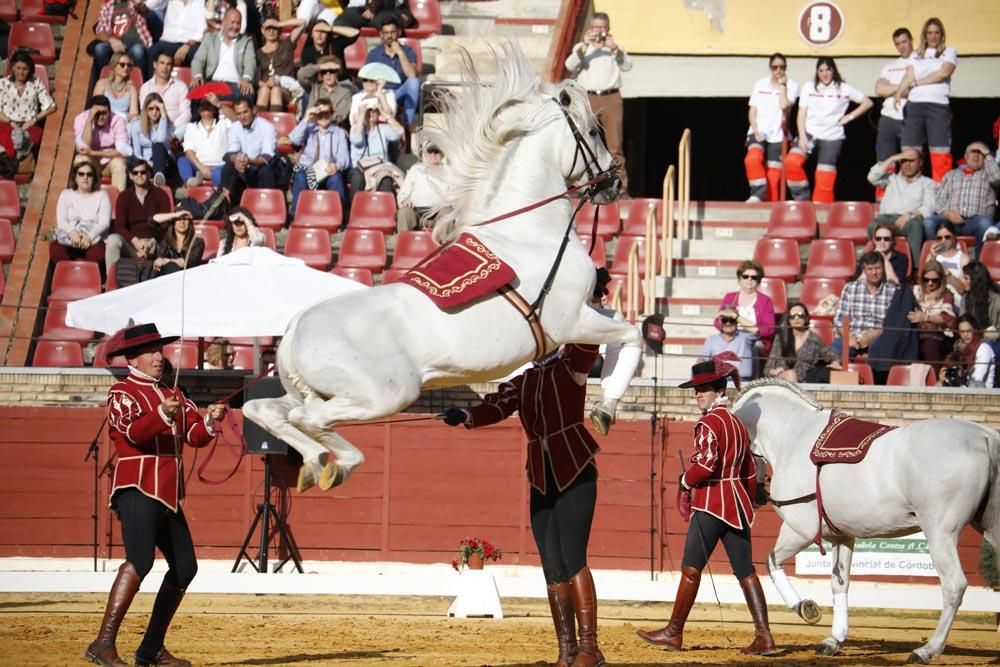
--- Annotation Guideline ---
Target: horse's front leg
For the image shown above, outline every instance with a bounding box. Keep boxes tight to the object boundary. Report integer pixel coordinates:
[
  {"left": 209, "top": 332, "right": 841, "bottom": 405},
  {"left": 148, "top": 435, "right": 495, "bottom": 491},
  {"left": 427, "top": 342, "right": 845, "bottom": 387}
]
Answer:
[
  {"left": 768, "top": 522, "right": 822, "bottom": 624},
  {"left": 908, "top": 527, "right": 966, "bottom": 664},
  {"left": 817, "top": 538, "right": 854, "bottom": 657}
]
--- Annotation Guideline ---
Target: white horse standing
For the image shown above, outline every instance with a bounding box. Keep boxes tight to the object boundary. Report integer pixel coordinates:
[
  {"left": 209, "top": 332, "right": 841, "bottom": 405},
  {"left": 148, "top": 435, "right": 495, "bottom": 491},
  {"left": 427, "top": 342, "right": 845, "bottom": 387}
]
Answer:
[
  {"left": 244, "top": 43, "right": 643, "bottom": 492},
  {"left": 731, "top": 379, "right": 1000, "bottom": 664}
]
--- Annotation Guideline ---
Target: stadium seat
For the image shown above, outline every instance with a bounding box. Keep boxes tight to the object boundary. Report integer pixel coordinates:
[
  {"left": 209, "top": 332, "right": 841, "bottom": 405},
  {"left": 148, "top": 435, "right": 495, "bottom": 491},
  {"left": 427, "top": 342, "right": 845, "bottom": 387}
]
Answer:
[
  {"left": 93, "top": 337, "right": 128, "bottom": 368},
  {"left": 163, "top": 341, "right": 201, "bottom": 369},
  {"left": 0, "top": 268, "right": 5, "bottom": 299},
  {"left": 848, "top": 362, "right": 875, "bottom": 386},
  {"left": 0, "top": 218, "right": 14, "bottom": 264},
  {"left": 919, "top": 238, "right": 971, "bottom": 274},
  {"left": 293, "top": 190, "right": 344, "bottom": 231},
  {"left": 608, "top": 234, "right": 659, "bottom": 278},
  {"left": 343, "top": 38, "right": 368, "bottom": 71},
  {"left": 0, "top": 0, "right": 16, "bottom": 22},
  {"left": 804, "top": 238, "right": 856, "bottom": 280},
  {"left": 293, "top": 33, "right": 307, "bottom": 63},
  {"left": 240, "top": 188, "right": 287, "bottom": 230},
  {"left": 753, "top": 238, "right": 800, "bottom": 282},
  {"left": 824, "top": 201, "right": 873, "bottom": 244},
  {"left": 576, "top": 201, "right": 621, "bottom": 240},
  {"left": 577, "top": 233, "right": 607, "bottom": 268},
  {"left": 348, "top": 191, "right": 396, "bottom": 233},
  {"left": 41, "top": 301, "right": 94, "bottom": 342},
  {"left": 33, "top": 340, "right": 84, "bottom": 367},
  {"left": 809, "top": 319, "right": 835, "bottom": 346},
  {"left": 391, "top": 230, "right": 438, "bottom": 270},
  {"left": 407, "top": 0, "right": 442, "bottom": 37},
  {"left": 330, "top": 266, "right": 374, "bottom": 286},
  {"left": 0, "top": 179, "right": 21, "bottom": 220},
  {"left": 381, "top": 268, "right": 408, "bottom": 284},
  {"left": 979, "top": 242, "right": 1000, "bottom": 281},
  {"left": 171, "top": 67, "right": 192, "bottom": 85},
  {"left": 284, "top": 227, "right": 332, "bottom": 270},
  {"left": 100, "top": 184, "right": 120, "bottom": 214},
  {"left": 887, "top": 364, "right": 937, "bottom": 387},
  {"left": 48, "top": 261, "right": 102, "bottom": 303},
  {"left": 336, "top": 228, "right": 387, "bottom": 273},
  {"left": 195, "top": 224, "right": 220, "bottom": 259},
  {"left": 18, "top": 0, "right": 66, "bottom": 23},
  {"left": 8, "top": 23, "right": 57, "bottom": 64},
  {"left": 799, "top": 277, "right": 846, "bottom": 321},
  {"left": 259, "top": 227, "right": 277, "bottom": 251},
  {"left": 764, "top": 201, "right": 817, "bottom": 243},
  {"left": 398, "top": 38, "right": 424, "bottom": 72},
  {"left": 105, "top": 262, "right": 118, "bottom": 291},
  {"left": 258, "top": 111, "right": 296, "bottom": 154},
  {"left": 621, "top": 198, "right": 659, "bottom": 236},
  {"left": 758, "top": 277, "right": 787, "bottom": 315},
  {"left": 99, "top": 64, "right": 144, "bottom": 90},
  {"left": 159, "top": 185, "right": 175, "bottom": 209},
  {"left": 606, "top": 273, "right": 643, "bottom": 313}
]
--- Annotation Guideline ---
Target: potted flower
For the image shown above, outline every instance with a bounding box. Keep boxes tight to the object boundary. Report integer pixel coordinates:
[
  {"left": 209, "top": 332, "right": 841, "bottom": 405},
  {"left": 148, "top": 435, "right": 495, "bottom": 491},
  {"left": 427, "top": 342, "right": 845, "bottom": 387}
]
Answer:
[{"left": 452, "top": 537, "right": 503, "bottom": 571}]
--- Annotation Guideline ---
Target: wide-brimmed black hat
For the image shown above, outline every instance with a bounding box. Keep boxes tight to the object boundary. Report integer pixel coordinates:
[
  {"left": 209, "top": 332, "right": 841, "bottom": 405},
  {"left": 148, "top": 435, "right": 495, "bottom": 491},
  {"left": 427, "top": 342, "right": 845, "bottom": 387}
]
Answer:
[
  {"left": 678, "top": 351, "right": 741, "bottom": 390},
  {"left": 104, "top": 323, "right": 178, "bottom": 360}
]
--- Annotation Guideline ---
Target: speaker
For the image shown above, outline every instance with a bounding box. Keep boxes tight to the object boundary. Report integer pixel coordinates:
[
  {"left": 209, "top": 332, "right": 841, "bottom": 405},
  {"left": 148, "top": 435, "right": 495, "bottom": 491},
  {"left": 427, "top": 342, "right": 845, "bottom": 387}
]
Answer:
[{"left": 244, "top": 377, "right": 289, "bottom": 455}]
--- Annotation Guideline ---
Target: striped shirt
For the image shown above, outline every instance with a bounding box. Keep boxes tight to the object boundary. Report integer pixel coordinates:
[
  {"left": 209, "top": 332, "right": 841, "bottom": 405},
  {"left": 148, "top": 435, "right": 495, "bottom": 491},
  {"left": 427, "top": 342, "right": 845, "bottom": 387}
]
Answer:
[{"left": 935, "top": 159, "right": 1000, "bottom": 219}]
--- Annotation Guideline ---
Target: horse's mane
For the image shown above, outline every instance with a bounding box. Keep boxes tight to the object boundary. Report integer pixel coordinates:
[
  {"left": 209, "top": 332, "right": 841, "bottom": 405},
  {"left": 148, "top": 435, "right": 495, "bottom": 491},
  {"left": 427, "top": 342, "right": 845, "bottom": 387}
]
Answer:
[
  {"left": 424, "top": 41, "right": 593, "bottom": 244},
  {"left": 732, "top": 378, "right": 825, "bottom": 411}
]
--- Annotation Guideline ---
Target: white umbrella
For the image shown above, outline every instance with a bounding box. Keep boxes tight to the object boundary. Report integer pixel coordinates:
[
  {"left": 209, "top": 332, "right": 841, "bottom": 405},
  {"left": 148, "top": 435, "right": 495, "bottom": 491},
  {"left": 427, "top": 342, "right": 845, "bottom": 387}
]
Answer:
[{"left": 67, "top": 247, "right": 368, "bottom": 337}]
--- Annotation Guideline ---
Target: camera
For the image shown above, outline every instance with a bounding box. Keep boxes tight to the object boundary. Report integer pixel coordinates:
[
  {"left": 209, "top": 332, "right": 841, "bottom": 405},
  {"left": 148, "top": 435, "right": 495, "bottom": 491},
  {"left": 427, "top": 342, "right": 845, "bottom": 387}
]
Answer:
[
  {"left": 598, "top": 31, "right": 608, "bottom": 42},
  {"left": 942, "top": 365, "right": 966, "bottom": 388}
]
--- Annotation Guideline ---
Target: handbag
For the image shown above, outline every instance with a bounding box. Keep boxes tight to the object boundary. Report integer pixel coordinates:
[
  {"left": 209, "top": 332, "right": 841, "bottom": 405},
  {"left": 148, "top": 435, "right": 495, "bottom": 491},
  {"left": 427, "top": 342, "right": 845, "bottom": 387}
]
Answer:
[
  {"left": 115, "top": 258, "right": 154, "bottom": 288},
  {"left": 357, "top": 155, "right": 383, "bottom": 170}
]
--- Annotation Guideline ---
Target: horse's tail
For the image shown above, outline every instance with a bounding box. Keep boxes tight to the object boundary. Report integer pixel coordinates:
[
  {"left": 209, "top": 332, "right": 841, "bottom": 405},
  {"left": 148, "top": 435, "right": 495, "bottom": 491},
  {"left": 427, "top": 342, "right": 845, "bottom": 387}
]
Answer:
[{"left": 979, "top": 427, "right": 1000, "bottom": 552}]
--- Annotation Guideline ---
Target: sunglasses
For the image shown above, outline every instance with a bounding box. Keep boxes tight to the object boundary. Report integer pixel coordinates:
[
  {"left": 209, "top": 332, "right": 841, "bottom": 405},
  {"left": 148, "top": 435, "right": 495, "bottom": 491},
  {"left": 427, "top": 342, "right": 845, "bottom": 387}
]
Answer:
[
  {"left": 740, "top": 273, "right": 760, "bottom": 281},
  {"left": 899, "top": 158, "right": 917, "bottom": 163},
  {"left": 131, "top": 169, "right": 149, "bottom": 176},
  {"left": 922, "top": 276, "right": 941, "bottom": 283},
  {"left": 320, "top": 69, "right": 339, "bottom": 74},
  {"left": 935, "top": 234, "right": 953, "bottom": 240},
  {"left": 771, "top": 64, "right": 786, "bottom": 70},
  {"left": 720, "top": 316, "right": 738, "bottom": 325},
  {"left": 788, "top": 312, "right": 808, "bottom": 320},
  {"left": 874, "top": 235, "right": 893, "bottom": 241},
  {"left": 76, "top": 171, "right": 95, "bottom": 177},
  {"left": 117, "top": 62, "right": 133, "bottom": 68}
]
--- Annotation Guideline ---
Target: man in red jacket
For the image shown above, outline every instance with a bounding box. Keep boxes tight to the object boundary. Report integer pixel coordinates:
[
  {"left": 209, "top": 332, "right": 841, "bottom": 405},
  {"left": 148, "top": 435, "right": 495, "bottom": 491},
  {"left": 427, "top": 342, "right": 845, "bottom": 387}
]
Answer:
[
  {"left": 85, "top": 323, "right": 225, "bottom": 667},
  {"left": 636, "top": 354, "right": 776, "bottom": 656}
]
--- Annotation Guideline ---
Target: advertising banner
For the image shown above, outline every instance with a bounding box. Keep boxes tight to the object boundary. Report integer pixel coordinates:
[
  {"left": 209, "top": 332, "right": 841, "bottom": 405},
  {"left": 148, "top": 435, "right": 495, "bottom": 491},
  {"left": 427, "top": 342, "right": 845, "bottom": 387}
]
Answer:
[{"left": 795, "top": 533, "right": 938, "bottom": 577}]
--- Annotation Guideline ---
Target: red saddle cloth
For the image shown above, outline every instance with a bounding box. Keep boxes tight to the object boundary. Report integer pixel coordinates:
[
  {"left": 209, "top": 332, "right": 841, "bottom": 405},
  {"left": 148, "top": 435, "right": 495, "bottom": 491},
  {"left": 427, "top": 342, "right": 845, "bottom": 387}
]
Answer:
[
  {"left": 810, "top": 411, "right": 894, "bottom": 465},
  {"left": 401, "top": 232, "right": 516, "bottom": 309}
]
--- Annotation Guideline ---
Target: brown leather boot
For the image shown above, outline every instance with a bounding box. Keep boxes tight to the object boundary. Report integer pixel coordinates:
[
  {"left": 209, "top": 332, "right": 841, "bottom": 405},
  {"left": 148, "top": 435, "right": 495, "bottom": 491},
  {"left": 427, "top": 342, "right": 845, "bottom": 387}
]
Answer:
[
  {"left": 134, "top": 580, "right": 191, "bottom": 667},
  {"left": 740, "top": 574, "right": 778, "bottom": 656},
  {"left": 569, "top": 567, "right": 605, "bottom": 667},
  {"left": 84, "top": 562, "right": 141, "bottom": 667},
  {"left": 635, "top": 565, "right": 701, "bottom": 650},
  {"left": 546, "top": 582, "right": 578, "bottom": 667}
]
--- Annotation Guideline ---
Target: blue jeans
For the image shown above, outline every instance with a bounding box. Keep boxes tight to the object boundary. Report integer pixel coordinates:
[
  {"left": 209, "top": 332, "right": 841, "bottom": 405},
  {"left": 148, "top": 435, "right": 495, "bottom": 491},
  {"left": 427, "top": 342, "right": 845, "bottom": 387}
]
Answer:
[
  {"left": 177, "top": 157, "right": 223, "bottom": 186},
  {"left": 93, "top": 41, "right": 149, "bottom": 80},
  {"left": 393, "top": 77, "right": 421, "bottom": 126},
  {"left": 290, "top": 170, "right": 346, "bottom": 216},
  {"left": 923, "top": 214, "right": 993, "bottom": 254}
]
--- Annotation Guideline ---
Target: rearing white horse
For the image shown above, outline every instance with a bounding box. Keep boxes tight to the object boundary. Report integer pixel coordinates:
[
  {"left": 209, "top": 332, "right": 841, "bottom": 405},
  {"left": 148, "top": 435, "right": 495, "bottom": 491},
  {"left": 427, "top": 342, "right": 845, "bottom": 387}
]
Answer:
[
  {"left": 731, "top": 379, "right": 1000, "bottom": 664},
  {"left": 244, "top": 42, "right": 643, "bottom": 493}
]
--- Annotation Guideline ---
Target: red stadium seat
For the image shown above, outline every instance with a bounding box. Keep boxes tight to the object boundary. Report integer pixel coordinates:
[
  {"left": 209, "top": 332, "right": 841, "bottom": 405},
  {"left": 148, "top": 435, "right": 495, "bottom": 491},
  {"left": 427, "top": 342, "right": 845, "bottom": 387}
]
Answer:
[
  {"left": 100, "top": 184, "right": 120, "bottom": 215},
  {"left": 2, "top": 60, "right": 49, "bottom": 90},
  {"left": 407, "top": 0, "right": 442, "bottom": 37},
  {"left": 804, "top": 238, "right": 856, "bottom": 280},
  {"left": 284, "top": 227, "right": 332, "bottom": 270},
  {"left": 887, "top": 364, "right": 937, "bottom": 387},
  {"left": 48, "top": 261, "right": 102, "bottom": 303},
  {"left": 41, "top": 301, "right": 94, "bottom": 342},
  {"left": 348, "top": 191, "right": 396, "bottom": 233},
  {"left": 391, "top": 230, "right": 438, "bottom": 270},
  {"left": 93, "top": 337, "right": 129, "bottom": 368},
  {"left": 293, "top": 190, "right": 344, "bottom": 231},
  {"left": 259, "top": 227, "right": 277, "bottom": 251},
  {"left": 18, "top": 0, "right": 66, "bottom": 23},
  {"left": 920, "top": 239, "right": 971, "bottom": 274},
  {"left": 753, "top": 238, "right": 800, "bottom": 282},
  {"left": 99, "top": 64, "right": 144, "bottom": 91},
  {"left": 159, "top": 185, "right": 174, "bottom": 209},
  {"left": 195, "top": 224, "right": 220, "bottom": 259},
  {"left": 397, "top": 38, "right": 424, "bottom": 72},
  {"left": 575, "top": 201, "right": 620, "bottom": 240},
  {"left": 799, "top": 277, "right": 846, "bottom": 321},
  {"left": 606, "top": 273, "right": 643, "bottom": 313},
  {"left": 848, "top": 362, "right": 875, "bottom": 386},
  {"left": 343, "top": 38, "right": 368, "bottom": 71},
  {"left": 336, "top": 228, "right": 387, "bottom": 273},
  {"left": 33, "top": 340, "right": 84, "bottom": 367},
  {"left": 258, "top": 111, "right": 296, "bottom": 154},
  {"left": 621, "top": 198, "right": 659, "bottom": 236},
  {"left": 0, "top": 179, "right": 21, "bottom": 220},
  {"left": 163, "top": 341, "right": 201, "bottom": 369},
  {"left": 758, "top": 277, "right": 787, "bottom": 315},
  {"left": 240, "top": 188, "right": 287, "bottom": 230},
  {"left": 105, "top": 262, "right": 118, "bottom": 291},
  {"left": 171, "top": 67, "right": 192, "bottom": 86},
  {"left": 8, "top": 23, "right": 57, "bottom": 64},
  {"left": 979, "top": 242, "right": 1000, "bottom": 281},
  {"left": 608, "top": 234, "right": 659, "bottom": 278},
  {"left": 0, "top": 0, "right": 17, "bottom": 22},
  {"left": 765, "top": 201, "right": 817, "bottom": 243},
  {"left": 381, "top": 268, "right": 408, "bottom": 284},
  {"left": 330, "top": 266, "right": 374, "bottom": 286},
  {"left": 824, "top": 201, "right": 873, "bottom": 244},
  {"left": 0, "top": 268, "right": 5, "bottom": 299},
  {"left": 0, "top": 218, "right": 14, "bottom": 264},
  {"left": 810, "top": 319, "right": 835, "bottom": 346},
  {"left": 577, "top": 233, "right": 607, "bottom": 268}
]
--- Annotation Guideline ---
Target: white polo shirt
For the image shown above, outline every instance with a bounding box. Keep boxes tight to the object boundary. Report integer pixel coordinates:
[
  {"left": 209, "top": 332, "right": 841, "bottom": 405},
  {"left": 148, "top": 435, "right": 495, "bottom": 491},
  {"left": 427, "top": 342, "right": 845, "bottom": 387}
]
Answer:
[
  {"left": 182, "top": 117, "right": 232, "bottom": 166},
  {"left": 878, "top": 56, "right": 914, "bottom": 120},
  {"left": 800, "top": 80, "right": 866, "bottom": 142},
  {"left": 747, "top": 76, "right": 799, "bottom": 142},
  {"left": 908, "top": 47, "right": 957, "bottom": 105}
]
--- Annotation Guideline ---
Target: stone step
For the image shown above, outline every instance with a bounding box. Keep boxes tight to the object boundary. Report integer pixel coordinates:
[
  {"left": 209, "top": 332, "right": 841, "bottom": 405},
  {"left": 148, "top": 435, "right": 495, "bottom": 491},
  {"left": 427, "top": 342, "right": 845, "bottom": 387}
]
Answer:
[
  {"left": 680, "top": 238, "right": 758, "bottom": 259},
  {"left": 635, "top": 352, "right": 697, "bottom": 381}
]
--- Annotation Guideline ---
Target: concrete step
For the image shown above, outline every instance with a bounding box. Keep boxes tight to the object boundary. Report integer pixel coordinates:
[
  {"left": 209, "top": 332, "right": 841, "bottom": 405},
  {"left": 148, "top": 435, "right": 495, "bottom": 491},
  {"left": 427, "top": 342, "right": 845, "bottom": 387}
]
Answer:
[
  {"left": 686, "top": 219, "right": 769, "bottom": 241},
  {"left": 663, "top": 277, "right": 738, "bottom": 298},
  {"left": 635, "top": 352, "right": 697, "bottom": 381},
  {"left": 672, "top": 258, "right": 743, "bottom": 279},
  {"left": 680, "top": 239, "right": 757, "bottom": 259}
]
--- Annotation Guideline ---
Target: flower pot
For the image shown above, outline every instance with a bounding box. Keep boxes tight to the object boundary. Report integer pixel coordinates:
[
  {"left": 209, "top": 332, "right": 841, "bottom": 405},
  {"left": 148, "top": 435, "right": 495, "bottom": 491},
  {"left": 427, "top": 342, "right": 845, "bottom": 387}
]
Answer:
[{"left": 466, "top": 553, "right": 484, "bottom": 570}]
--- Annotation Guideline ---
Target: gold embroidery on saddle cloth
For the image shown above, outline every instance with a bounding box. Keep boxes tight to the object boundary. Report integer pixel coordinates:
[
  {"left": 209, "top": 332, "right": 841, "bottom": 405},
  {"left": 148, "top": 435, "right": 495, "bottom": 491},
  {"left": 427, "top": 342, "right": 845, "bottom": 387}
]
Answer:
[
  {"left": 810, "top": 411, "right": 895, "bottom": 465},
  {"left": 406, "top": 235, "right": 506, "bottom": 299}
]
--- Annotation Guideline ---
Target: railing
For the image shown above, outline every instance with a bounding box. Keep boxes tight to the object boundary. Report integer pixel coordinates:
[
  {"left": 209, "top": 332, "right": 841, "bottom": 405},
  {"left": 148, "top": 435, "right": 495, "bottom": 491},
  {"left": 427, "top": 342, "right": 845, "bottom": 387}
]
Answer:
[
  {"left": 661, "top": 164, "right": 675, "bottom": 277},
  {"left": 677, "top": 128, "right": 692, "bottom": 241}
]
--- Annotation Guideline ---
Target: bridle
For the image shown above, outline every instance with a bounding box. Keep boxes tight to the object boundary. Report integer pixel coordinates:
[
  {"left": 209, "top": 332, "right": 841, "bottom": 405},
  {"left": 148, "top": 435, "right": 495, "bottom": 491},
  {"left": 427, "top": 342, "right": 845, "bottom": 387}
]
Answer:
[{"left": 556, "top": 94, "right": 619, "bottom": 200}]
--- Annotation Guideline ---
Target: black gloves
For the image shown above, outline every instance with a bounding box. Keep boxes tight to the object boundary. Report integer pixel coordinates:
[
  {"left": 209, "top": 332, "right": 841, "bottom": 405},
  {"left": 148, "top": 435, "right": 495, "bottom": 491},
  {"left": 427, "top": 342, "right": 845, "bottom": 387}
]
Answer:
[{"left": 440, "top": 408, "right": 468, "bottom": 426}]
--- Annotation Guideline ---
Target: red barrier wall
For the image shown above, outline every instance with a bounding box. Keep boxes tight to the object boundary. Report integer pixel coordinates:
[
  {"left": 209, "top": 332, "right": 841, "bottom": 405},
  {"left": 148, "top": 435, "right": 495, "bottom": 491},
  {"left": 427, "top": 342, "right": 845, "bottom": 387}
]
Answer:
[{"left": 0, "top": 406, "right": 986, "bottom": 585}]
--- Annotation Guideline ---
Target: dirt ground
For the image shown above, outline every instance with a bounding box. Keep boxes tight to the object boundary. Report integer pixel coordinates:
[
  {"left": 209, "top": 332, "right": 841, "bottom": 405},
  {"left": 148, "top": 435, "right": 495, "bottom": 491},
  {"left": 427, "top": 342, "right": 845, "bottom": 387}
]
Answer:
[{"left": 1, "top": 593, "right": 997, "bottom": 666}]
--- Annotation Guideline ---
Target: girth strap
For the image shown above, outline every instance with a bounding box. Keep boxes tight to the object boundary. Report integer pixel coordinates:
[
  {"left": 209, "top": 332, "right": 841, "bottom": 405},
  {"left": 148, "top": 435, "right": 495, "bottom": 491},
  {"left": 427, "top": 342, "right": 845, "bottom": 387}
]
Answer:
[{"left": 497, "top": 285, "right": 547, "bottom": 361}]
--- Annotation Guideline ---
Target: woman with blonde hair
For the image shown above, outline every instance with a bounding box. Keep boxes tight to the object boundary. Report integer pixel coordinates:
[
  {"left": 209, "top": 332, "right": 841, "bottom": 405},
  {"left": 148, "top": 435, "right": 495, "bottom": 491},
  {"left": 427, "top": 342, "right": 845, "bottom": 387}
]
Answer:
[
  {"left": 94, "top": 51, "right": 139, "bottom": 121},
  {"left": 907, "top": 259, "right": 957, "bottom": 366},
  {"left": 127, "top": 93, "right": 174, "bottom": 186}
]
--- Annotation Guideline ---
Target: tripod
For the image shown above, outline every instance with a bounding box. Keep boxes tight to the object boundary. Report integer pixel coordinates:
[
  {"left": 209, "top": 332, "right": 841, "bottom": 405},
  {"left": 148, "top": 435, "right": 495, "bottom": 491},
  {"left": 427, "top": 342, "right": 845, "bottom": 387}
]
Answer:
[
  {"left": 83, "top": 416, "right": 109, "bottom": 573},
  {"left": 232, "top": 455, "right": 303, "bottom": 573}
]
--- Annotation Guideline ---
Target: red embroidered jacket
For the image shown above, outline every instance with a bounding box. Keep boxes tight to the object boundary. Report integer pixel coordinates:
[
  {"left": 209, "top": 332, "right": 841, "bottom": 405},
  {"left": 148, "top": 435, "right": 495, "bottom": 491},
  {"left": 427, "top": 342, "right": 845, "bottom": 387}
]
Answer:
[
  {"left": 466, "top": 344, "right": 600, "bottom": 494},
  {"left": 683, "top": 399, "right": 756, "bottom": 529},
  {"left": 107, "top": 369, "right": 215, "bottom": 512}
]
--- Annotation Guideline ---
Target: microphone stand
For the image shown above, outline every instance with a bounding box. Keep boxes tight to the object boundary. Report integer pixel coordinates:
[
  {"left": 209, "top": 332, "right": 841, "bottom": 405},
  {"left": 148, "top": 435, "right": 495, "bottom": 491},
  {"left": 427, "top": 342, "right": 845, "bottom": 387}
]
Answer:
[{"left": 83, "top": 416, "right": 108, "bottom": 572}]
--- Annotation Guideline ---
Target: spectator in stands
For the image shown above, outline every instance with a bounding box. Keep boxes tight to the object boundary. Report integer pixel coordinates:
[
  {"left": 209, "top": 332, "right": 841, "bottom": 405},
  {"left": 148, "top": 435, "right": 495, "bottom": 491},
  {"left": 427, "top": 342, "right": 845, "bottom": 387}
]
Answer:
[
  {"left": 289, "top": 97, "right": 350, "bottom": 218},
  {"left": 218, "top": 207, "right": 264, "bottom": 256},
  {"left": 349, "top": 71, "right": 397, "bottom": 123},
  {"left": 364, "top": 15, "right": 420, "bottom": 126},
  {"left": 866, "top": 222, "right": 907, "bottom": 286},
  {"left": 205, "top": 0, "right": 248, "bottom": 33},
  {"left": 191, "top": 8, "right": 257, "bottom": 99},
  {"left": 128, "top": 93, "right": 174, "bottom": 186},
  {"left": 874, "top": 28, "right": 916, "bottom": 166},
  {"left": 204, "top": 337, "right": 236, "bottom": 369},
  {"left": 765, "top": 304, "right": 840, "bottom": 383},
  {"left": 105, "top": 159, "right": 172, "bottom": 269},
  {"left": 94, "top": 51, "right": 139, "bottom": 121},
  {"left": 347, "top": 105, "right": 403, "bottom": 203},
  {"left": 907, "top": 259, "right": 957, "bottom": 366},
  {"left": 219, "top": 97, "right": 278, "bottom": 204},
  {"left": 925, "top": 141, "right": 1000, "bottom": 252},
  {"left": 564, "top": 11, "right": 631, "bottom": 196},
  {"left": 833, "top": 251, "right": 899, "bottom": 358},
  {"left": 931, "top": 221, "right": 969, "bottom": 293},
  {"left": 0, "top": 50, "right": 56, "bottom": 152},
  {"left": 960, "top": 262, "right": 1000, "bottom": 338},
  {"left": 179, "top": 96, "right": 233, "bottom": 187},
  {"left": 938, "top": 314, "right": 995, "bottom": 387},
  {"left": 396, "top": 141, "right": 448, "bottom": 232},
  {"left": 140, "top": 52, "right": 191, "bottom": 139},
  {"left": 256, "top": 18, "right": 307, "bottom": 112},
  {"left": 333, "top": 0, "right": 404, "bottom": 56},
  {"left": 92, "top": 0, "right": 153, "bottom": 81},
  {"left": 74, "top": 95, "right": 130, "bottom": 192},
  {"left": 149, "top": 202, "right": 204, "bottom": 275},
  {"left": 715, "top": 260, "right": 776, "bottom": 367},
  {"left": 866, "top": 148, "right": 935, "bottom": 265},
  {"left": 699, "top": 306, "right": 753, "bottom": 382},
  {"left": 49, "top": 162, "right": 112, "bottom": 266},
  {"left": 785, "top": 57, "right": 873, "bottom": 203},
  {"left": 296, "top": 19, "right": 360, "bottom": 82},
  {"left": 146, "top": 0, "right": 207, "bottom": 67},
  {"left": 896, "top": 18, "right": 958, "bottom": 182},
  {"left": 299, "top": 56, "right": 354, "bottom": 127},
  {"left": 744, "top": 53, "right": 798, "bottom": 203}
]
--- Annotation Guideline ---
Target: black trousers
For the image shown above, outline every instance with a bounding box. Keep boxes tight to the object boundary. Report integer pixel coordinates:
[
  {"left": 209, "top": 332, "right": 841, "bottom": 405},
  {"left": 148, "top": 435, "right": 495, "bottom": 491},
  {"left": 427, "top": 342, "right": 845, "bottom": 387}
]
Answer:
[
  {"left": 530, "top": 459, "right": 597, "bottom": 584},
  {"left": 115, "top": 488, "right": 198, "bottom": 589},
  {"left": 681, "top": 509, "right": 755, "bottom": 581},
  {"left": 220, "top": 161, "right": 277, "bottom": 207}
]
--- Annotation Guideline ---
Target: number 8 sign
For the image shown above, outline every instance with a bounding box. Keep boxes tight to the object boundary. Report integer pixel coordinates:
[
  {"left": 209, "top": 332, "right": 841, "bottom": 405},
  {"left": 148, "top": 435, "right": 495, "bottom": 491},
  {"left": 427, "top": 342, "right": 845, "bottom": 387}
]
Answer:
[{"left": 798, "top": 1, "right": 845, "bottom": 47}]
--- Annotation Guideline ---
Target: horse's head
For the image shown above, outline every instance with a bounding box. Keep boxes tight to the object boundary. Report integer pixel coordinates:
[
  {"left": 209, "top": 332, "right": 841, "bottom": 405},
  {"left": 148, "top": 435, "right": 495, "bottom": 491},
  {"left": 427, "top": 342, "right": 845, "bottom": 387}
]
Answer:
[{"left": 552, "top": 82, "right": 621, "bottom": 205}]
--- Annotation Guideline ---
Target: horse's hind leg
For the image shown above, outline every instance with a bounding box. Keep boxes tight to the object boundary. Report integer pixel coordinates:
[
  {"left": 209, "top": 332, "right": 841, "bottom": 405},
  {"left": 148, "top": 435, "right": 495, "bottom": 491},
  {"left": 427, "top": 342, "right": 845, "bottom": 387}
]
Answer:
[
  {"left": 817, "top": 538, "right": 854, "bottom": 657},
  {"left": 243, "top": 395, "right": 330, "bottom": 493},
  {"left": 768, "top": 523, "right": 822, "bottom": 624},
  {"left": 908, "top": 529, "right": 966, "bottom": 664}
]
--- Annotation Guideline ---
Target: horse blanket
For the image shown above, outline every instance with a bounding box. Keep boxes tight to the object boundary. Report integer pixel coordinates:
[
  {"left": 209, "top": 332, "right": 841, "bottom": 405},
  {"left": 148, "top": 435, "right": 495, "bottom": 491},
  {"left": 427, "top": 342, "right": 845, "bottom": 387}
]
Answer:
[
  {"left": 810, "top": 411, "right": 895, "bottom": 465},
  {"left": 402, "top": 233, "right": 516, "bottom": 309}
]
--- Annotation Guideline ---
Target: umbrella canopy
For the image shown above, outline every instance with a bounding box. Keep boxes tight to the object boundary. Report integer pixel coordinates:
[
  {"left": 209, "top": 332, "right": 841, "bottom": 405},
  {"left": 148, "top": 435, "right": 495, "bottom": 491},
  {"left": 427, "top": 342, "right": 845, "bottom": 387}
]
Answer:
[
  {"left": 358, "top": 62, "right": 401, "bottom": 85},
  {"left": 67, "top": 247, "right": 368, "bottom": 337}
]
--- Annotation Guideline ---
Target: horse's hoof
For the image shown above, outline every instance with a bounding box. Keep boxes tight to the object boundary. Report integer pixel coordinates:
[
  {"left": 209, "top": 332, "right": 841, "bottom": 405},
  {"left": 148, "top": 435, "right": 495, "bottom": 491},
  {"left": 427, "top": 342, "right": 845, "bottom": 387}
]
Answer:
[
  {"left": 589, "top": 404, "right": 614, "bottom": 436},
  {"left": 798, "top": 599, "right": 822, "bottom": 625},
  {"left": 297, "top": 463, "right": 319, "bottom": 493},
  {"left": 318, "top": 461, "right": 345, "bottom": 491},
  {"left": 815, "top": 641, "right": 840, "bottom": 657},
  {"left": 907, "top": 652, "right": 931, "bottom": 665}
]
